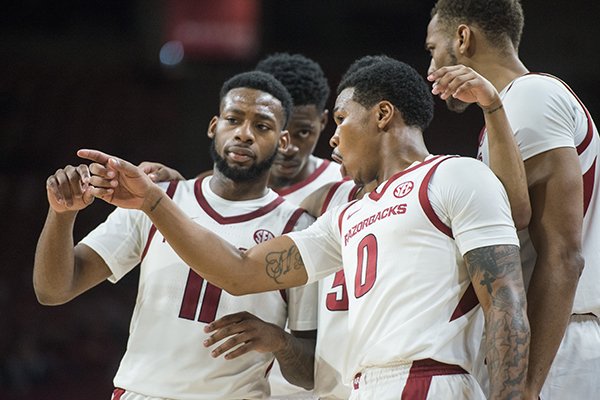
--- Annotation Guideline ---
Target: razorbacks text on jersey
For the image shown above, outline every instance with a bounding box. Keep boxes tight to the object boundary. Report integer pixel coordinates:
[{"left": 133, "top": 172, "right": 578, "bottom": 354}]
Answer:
[{"left": 288, "top": 155, "right": 519, "bottom": 384}]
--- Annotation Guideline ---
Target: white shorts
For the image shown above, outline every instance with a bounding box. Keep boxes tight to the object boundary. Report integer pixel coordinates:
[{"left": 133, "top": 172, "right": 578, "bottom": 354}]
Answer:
[
  {"left": 349, "top": 359, "right": 485, "bottom": 400},
  {"left": 540, "top": 313, "right": 600, "bottom": 400}
]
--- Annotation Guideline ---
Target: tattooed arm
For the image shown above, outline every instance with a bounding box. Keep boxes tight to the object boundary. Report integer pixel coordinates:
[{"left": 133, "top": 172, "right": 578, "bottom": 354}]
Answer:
[
  {"left": 464, "top": 244, "right": 530, "bottom": 400},
  {"left": 77, "top": 149, "right": 309, "bottom": 294},
  {"left": 138, "top": 184, "right": 308, "bottom": 294},
  {"left": 202, "top": 312, "right": 316, "bottom": 389},
  {"left": 274, "top": 329, "right": 317, "bottom": 389}
]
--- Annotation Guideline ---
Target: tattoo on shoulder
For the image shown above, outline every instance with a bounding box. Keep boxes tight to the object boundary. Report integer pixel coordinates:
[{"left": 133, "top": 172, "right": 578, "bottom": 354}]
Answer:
[{"left": 265, "top": 245, "right": 304, "bottom": 284}]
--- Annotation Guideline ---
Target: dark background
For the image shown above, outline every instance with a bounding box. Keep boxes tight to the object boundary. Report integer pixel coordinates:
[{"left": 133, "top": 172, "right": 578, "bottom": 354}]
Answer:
[{"left": 2, "top": 1, "right": 599, "bottom": 398}]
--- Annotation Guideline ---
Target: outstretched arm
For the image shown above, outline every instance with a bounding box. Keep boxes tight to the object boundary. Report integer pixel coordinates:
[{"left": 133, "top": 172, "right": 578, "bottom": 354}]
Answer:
[
  {"left": 464, "top": 244, "right": 530, "bottom": 400},
  {"left": 78, "top": 149, "right": 309, "bottom": 294},
  {"left": 428, "top": 65, "right": 531, "bottom": 229},
  {"left": 34, "top": 165, "right": 112, "bottom": 305},
  {"left": 203, "top": 312, "right": 316, "bottom": 389}
]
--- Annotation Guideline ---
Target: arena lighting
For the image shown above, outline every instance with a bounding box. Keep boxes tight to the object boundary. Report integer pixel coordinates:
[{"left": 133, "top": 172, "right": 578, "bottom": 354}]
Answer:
[
  {"left": 160, "top": 0, "right": 260, "bottom": 62},
  {"left": 159, "top": 40, "right": 185, "bottom": 66}
]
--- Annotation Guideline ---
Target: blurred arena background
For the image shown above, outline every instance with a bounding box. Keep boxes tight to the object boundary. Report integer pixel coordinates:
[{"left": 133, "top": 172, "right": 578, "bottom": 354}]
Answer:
[{"left": 1, "top": 1, "right": 598, "bottom": 398}]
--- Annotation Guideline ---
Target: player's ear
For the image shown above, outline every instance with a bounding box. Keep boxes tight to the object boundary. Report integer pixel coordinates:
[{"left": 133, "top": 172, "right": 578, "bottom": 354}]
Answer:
[
  {"left": 207, "top": 116, "right": 218, "bottom": 139},
  {"left": 278, "top": 129, "right": 290, "bottom": 151},
  {"left": 319, "top": 109, "right": 329, "bottom": 133},
  {"left": 376, "top": 101, "right": 394, "bottom": 130},
  {"left": 456, "top": 24, "right": 473, "bottom": 57}
]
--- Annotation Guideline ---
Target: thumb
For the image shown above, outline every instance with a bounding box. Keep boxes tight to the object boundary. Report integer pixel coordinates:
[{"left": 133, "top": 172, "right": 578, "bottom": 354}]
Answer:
[
  {"left": 107, "top": 157, "right": 140, "bottom": 176},
  {"left": 82, "top": 186, "right": 96, "bottom": 206},
  {"left": 138, "top": 162, "right": 154, "bottom": 174}
]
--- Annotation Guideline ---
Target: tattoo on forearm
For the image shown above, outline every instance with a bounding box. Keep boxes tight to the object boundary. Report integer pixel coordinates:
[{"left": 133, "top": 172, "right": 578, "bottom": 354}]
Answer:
[
  {"left": 265, "top": 245, "right": 304, "bottom": 284},
  {"left": 483, "top": 103, "right": 504, "bottom": 114},
  {"left": 465, "top": 245, "right": 530, "bottom": 399},
  {"left": 149, "top": 197, "right": 162, "bottom": 212}
]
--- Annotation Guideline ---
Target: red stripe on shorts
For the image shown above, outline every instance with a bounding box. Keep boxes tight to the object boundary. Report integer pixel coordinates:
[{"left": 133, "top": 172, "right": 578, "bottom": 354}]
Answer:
[
  {"left": 112, "top": 388, "right": 125, "bottom": 400},
  {"left": 401, "top": 359, "right": 467, "bottom": 400}
]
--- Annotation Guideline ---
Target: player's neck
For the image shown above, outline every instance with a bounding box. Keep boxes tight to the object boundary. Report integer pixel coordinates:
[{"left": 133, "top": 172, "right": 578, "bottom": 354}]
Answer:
[
  {"left": 472, "top": 51, "right": 529, "bottom": 93},
  {"left": 209, "top": 169, "right": 270, "bottom": 201},
  {"left": 378, "top": 127, "right": 430, "bottom": 183}
]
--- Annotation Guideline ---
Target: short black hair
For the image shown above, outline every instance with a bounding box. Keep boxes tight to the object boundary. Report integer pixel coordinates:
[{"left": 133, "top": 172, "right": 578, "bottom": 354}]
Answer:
[
  {"left": 432, "top": 0, "right": 524, "bottom": 50},
  {"left": 340, "top": 54, "right": 396, "bottom": 83},
  {"left": 220, "top": 70, "right": 293, "bottom": 128},
  {"left": 338, "top": 59, "right": 434, "bottom": 131},
  {"left": 255, "top": 53, "right": 330, "bottom": 112}
]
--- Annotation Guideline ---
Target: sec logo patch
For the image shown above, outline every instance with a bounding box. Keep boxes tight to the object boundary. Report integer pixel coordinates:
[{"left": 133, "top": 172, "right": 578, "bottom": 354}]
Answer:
[
  {"left": 254, "top": 229, "right": 275, "bottom": 244},
  {"left": 393, "top": 181, "right": 414, "bottom": 198}
]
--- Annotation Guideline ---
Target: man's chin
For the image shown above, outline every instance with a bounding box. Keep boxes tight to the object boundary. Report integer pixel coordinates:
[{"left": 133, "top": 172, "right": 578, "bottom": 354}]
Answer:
[
  {"left": 272, "top": 164, "right": 299, "bottom": 179},
  {"left": 446, "top": 97, "right": 470, "bottom": 114}
]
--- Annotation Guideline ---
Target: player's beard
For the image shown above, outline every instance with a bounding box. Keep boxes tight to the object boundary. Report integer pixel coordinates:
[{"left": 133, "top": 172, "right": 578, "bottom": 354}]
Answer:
[
  {"left": 209, "top": 140, "right": 278, "bottom": 182},
  {"left": 445, "top": 46, "right": 470, "bottom": 114}
]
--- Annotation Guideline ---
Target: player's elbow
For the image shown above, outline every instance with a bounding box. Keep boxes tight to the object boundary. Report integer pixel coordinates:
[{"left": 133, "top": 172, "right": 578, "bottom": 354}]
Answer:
[
  {"left": 296, "top": 379, "right": 315, "bottom": 391},
  {"left": 33, "top": 275, "right": 74, "bottom": 306},
  {"left": 280, "top": 367, "right": 315, "bottom": 390},
  {"left": 547, "top": 246, "right": 585, "bottom": 285},
  {"left": 512, "top": 202, "right": 531, "bottom": 231},
  {"left": 565, "top": 250, "right": 585, "bottom": 280},
  {"left": 34, "top": 286, "right": 71, "bottom": 306}
]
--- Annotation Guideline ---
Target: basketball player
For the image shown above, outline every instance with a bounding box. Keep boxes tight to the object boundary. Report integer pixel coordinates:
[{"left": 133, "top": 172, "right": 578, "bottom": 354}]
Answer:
[
  {"left": 33, "top": 71, "right": 318, "bottom": 399},
  {"left": 78, "top": 58, "right": 530, "bottom": 399},
  {"left": 426, "top": 1, "right": 600, "bottom": 398},
  {"left": 293, "top": 54, "right": 530, "bottom": 400},
  {"left": 258, "top": 53, "right": 341, "bottom": 204},
  {"left": 140, "top": 53, "right": 340, "bottom": 399}
]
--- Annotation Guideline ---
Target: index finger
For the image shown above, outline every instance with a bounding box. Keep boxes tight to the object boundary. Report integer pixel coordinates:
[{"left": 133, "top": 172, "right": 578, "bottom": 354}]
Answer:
[
  {"left": 427, "top": 65, "right": 466, "bottom": 81},
  {"left": 77, "top": 149, "right": 115, "bottom": 165}
]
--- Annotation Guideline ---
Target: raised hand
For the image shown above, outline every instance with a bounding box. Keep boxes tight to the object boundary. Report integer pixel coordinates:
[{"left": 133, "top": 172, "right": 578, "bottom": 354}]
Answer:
[
  {"left": 203, "top": 312, "right": 286, "bottom": 360},
  {"left": 77, "top": 149, "right": 155, "bottom": 210},
  {"left": 139, "top": 161, "right": 185, "bottom": 183},
  {"left": 428, "top": 65, "right": 501, "bottom": 109},
  {"left": 45, "top": 164, "right": 95, "bottom": 213}
]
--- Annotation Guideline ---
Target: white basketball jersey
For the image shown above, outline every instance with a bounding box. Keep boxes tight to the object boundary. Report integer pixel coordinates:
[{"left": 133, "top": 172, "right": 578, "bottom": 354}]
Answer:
[
  {"left": 315, "top": 179, "right": 360, "bottom": 400},
  {"left": 289, "top": 155, "right": 519, "bottom": 384},
  {"left": 80, "top": 177, "right": 316, "bottom": 400},
  {"left": 477, "top": 73, "right": 600, "bottom": 315},
  {"left": 274, "top": 157, "right": 343, "bottom": 205}
]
